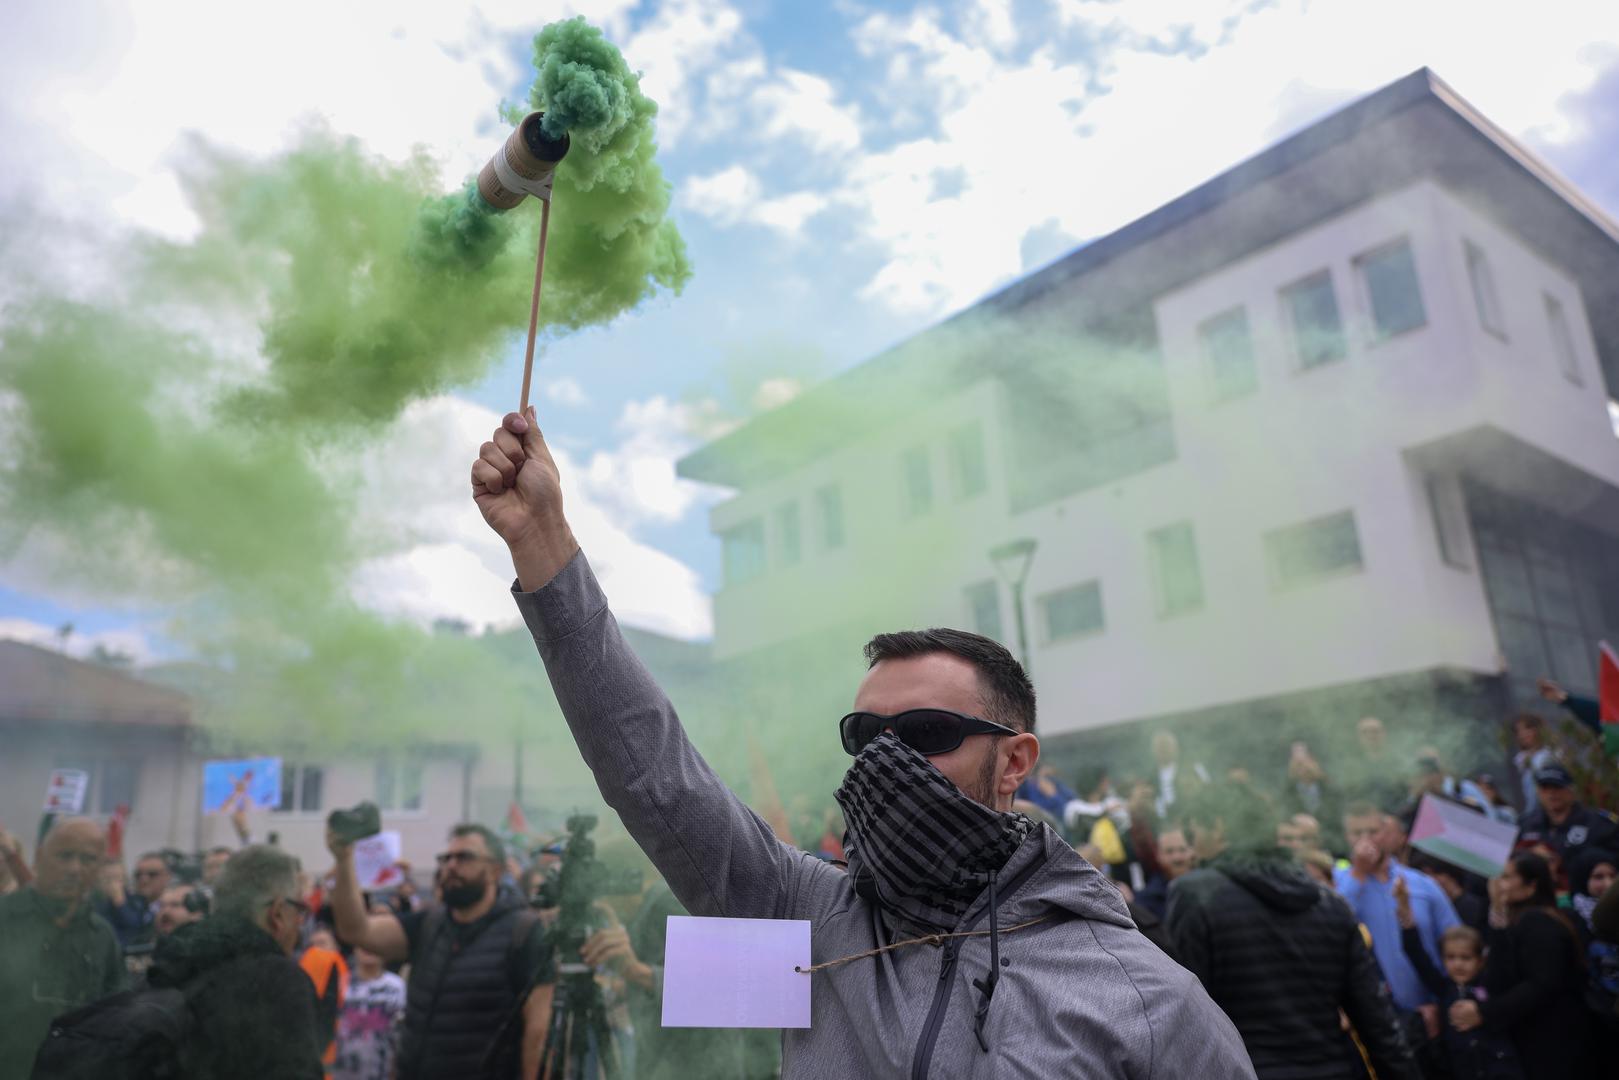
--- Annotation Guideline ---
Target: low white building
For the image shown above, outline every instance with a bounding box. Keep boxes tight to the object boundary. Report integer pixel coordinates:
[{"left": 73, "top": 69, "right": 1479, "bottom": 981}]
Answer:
[{"left": 677, "top": 69, "right": 1619, "bottom": 769}]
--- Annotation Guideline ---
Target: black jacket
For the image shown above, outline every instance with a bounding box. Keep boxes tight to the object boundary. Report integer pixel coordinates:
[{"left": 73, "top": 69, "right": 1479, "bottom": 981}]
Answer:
[
  {"left": 1398, "top": 926, "right": 1523, "bottom": 1080},
  {"left": 1479, "top": 908, "right": 1592, "bottom": 1080},
  {"left": 1168, "top": 849, "right": 1418, "bottom": 1080},
  {"left": 147, "top": 915, "right": 323, "bottom": 1080}
]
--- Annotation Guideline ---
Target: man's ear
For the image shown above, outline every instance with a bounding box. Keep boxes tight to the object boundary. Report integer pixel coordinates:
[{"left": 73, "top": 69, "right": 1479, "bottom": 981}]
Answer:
[{"left": 999, "top": 733, "right": 1040, "bottom": 797}]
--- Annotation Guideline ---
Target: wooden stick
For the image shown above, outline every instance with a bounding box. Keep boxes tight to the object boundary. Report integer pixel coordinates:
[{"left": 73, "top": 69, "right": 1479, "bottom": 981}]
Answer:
[{"left": 518, "top": 196, "right": 552, "bottom": 413}]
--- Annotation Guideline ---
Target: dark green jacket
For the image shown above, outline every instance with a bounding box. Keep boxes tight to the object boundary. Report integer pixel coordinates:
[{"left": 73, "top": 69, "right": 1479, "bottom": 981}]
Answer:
[{"left": 0, "top": 887, "right": 125, "bottom": 1077}]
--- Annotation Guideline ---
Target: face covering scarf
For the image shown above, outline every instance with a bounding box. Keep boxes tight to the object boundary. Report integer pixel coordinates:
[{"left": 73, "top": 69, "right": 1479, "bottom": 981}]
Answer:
[{"left": 834, "top": 731, "right": 1034, "bottom": 933}]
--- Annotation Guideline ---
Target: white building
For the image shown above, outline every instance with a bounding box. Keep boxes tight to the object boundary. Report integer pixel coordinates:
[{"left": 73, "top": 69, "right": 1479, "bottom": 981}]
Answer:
[{"left": 677, "top": 69, "right": 1619, "bottom": 763}]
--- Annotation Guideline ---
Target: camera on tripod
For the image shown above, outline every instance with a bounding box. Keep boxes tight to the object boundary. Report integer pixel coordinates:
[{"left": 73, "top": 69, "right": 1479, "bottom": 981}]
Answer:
[{"left": 530, "top": 813, "right": 643, "bottom": 1079}]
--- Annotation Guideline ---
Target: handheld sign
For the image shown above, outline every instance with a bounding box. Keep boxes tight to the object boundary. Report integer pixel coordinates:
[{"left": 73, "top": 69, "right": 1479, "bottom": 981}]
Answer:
[
  {"left": 661, "top": 916, "right": 811, "bottom": 1029},
  {"left": 1409, "top": 794, "right": 1518, "bottom": 878},
  {"left": 43, "top": 769, "right": 89, "bottom": 814},
  {"left": 352, "top": 831, "right": 404, "bottom": 890},
  {"left": 202, "top": 758, "right": 282, "bottom": 813}
]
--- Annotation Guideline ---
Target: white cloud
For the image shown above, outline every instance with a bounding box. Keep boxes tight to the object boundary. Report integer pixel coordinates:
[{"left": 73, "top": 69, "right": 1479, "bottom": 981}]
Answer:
[
  {"left": 0, "top": 0, "right": 636, "bottom": 237},
  {"left": 752, "top": 377, "right": 804, "bottom": 411},
  {"left": 349, "top": 394, "right": 719, "bottom": 640},
  {"left": 0, "top": 617, "right": 160, "bottom": 666},
  {"left": 682, "top": 165, "right": 828, "bottom": 235},
  {"left": 542, "top": 376, "right": 590, "bottom": 407},
  {"left": 755, "top": 69, "right": 863, "bottom": 154},
  {"left": 620, "top": 0, "right": 748, "bottom": 146}
]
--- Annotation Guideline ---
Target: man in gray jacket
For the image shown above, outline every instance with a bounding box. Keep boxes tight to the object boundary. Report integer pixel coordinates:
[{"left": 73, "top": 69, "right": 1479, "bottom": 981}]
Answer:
[{"left": 470, "top": 408, "right": 1255, "bottom": 1079}]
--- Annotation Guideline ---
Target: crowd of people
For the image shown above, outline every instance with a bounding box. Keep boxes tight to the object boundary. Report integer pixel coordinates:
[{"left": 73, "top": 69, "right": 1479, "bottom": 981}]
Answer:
[{"left": 3, "top": 706, "right": 1617, "bottom": 1079}]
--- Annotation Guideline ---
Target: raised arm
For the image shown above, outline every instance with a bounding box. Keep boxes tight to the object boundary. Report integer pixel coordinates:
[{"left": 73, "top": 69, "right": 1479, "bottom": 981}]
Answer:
[
  {"left": 474, "top": 409, "right": 837, "bottom": 921},
  {"left": 326, "top": 831, "right": 409, "bottom": 963}
]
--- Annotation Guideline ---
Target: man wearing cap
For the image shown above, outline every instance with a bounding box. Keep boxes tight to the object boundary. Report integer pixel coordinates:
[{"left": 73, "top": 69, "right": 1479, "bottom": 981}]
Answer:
[{"left": 1518, "top": 763, "right": 1619, "bottom": 865}]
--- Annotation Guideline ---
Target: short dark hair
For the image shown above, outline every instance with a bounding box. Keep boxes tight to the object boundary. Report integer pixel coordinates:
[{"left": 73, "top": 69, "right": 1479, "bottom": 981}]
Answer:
[
  {"left": 863, "top": 628, "right": 1036, "bottom": 733},
  {"left": 451, "top": 823, "right": 506, "bottom": 867},
  {"left": 1510, "top": 712, "right": 1544, "bottom": 731},
  {"left": 1342, "top": 801, "right": 1384, "bottom": 823}
]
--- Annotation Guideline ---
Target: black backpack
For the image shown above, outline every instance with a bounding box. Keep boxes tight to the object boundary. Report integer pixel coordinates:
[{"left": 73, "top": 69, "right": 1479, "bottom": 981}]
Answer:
[{"left": 29, "top": 986, "right": 195, "bottom": 1079}]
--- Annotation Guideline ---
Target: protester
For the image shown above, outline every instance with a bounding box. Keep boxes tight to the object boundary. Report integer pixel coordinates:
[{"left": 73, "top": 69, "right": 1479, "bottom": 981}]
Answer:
[
  {"left": 1343, "top": 717, "right": 1407, "bottom": 811},
  {"left": 1152, "top": 731, "right": 1210, "bottom": 818},
  {"left": 1167, "top": 786, "right": 1417, "bottom": 1079},
  {"left": 1536, "top": 677, "right": 1607, "bottom": 742},
  {"left": 1449, "top": 853, "right": 1591, "bottom": 1079},
  {"left": 1566, "top": 846, "right": 1619, "bottom": 1048},
  {"left": 0, "top": 818, "right": 124, "bottom": 1077},
  {"left": 0, "top": 825, "right": 30, "bottom": 894},
  {"left": 472, "top": 408, "right": 1255, "bottom": 1077},
  {"left": 95, "top": 850, "right": 170, "bottom": 948},
  {"left": 1411, "top": 750, "right": 1489, "bottom": 815},
  {"left": 334, "top": 944, "right": 408, "bottom": 1080},
  {"left": 1394, "top": 877, "right": 1524, "bottom": 1080},
  {"left": 303, "top": 924, "right": 351, "bottom": 1075},
  {"left": 1470, "top": 773, "right": 1519, "bottom": 826},
  {"left": 201, "top": 845, "right": 233, "bottom": 886},
  {"left": 1135, "top": 825, "right": 1194, "bottom": 919},
  {"left": 1509, "top": 714, "right": 1557, "bottom": 812},
  {"left": 1334, "top": 803, "right": 1461, "bottom": 1043},
  {"left": 1515, "top": 762, "right": 1619, "bottom": 869},
  {"left": 328, "top": 823, "right": 556, "bottom": 1080},
  {"left": 1406, "top": 852, "right": 1489, "bottom": 934},
  {"left": 1279, "top": 742, "right": 1343, "bottom": 851},
  {"left": 143, "top": 843, "right": 324, "bottom": 1078},
  {"left": 155, "top": 881, "right": 205, "bottom": 937}
]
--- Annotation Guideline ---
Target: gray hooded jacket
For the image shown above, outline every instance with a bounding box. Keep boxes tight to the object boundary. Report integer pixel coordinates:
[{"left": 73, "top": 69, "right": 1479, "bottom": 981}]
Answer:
[{"left": 515, "top": 552, "right": 1254, "bottom": 1079}]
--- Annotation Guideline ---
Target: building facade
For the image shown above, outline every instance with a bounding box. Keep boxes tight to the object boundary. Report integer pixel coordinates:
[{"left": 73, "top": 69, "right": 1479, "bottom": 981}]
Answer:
[{"left": 677, "top": 70, "right": 1619, "bottom": 766}]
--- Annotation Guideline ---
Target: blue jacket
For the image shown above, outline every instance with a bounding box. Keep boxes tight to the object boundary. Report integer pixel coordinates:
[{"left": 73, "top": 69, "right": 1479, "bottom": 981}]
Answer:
[{"left": 1334, "top": 863, "right": 1460, "bottom": 1011}]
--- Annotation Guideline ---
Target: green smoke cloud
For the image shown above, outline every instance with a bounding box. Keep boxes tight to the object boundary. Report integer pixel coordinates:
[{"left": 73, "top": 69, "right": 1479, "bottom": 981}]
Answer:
[{"left": 0, "top": 17, "right": 691, "bottom": 748}]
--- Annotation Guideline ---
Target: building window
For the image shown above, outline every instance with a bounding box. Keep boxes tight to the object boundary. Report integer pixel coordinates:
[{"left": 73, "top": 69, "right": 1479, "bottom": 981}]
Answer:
[
  {"left": 1040, "top": 581, "right": 1104, "bottom": 642},
  {"left": 1465, "top": 242, "right": 1506, "bottom": 338},
  {"left": 1281, "top": 270, "right": 1347, "bottom": 369},
  {"left": 1147, "top": 521, "right": 1204, "bottom": 617},
  {"left": 775, "top": 502, "right": 802, "bottom": 566},
  {"left": 275, "top": 765, "right": 325, "bottom": 814},
  {"left": 1200, "top": 306, "right": 1257, "bottom": 401},
  {"left": 721, "top": 518, "right": 766, "bottom": 584},
  {"left": 901, "top": 446, "right": 933, "bottom": 517},
  {"left": 1265, "top": 510, "right": 1364, "bottom": 590},
  {"left": 947, "top": 423, "right": 988, "bottom": 499},
  {"left": 1356, "top": 240, "right": 1426, "bottom": 340},
  {"left": 1425, "top": 475, "right": 1472, "bottom": 570},
  {"left": 965, "top": 580, "right": 1003, "bottom": 641},
  {"left": 815, "top": 484, "right": 845, "bottom": 550},
  {"left": 97, "top": 760, "right": 140, "bottom": 814},
  {"left": 376, "top": 759, "right": 424, "bottom": 812},
  {"left": 1545, "top": 294, "right": 1583, "bottom": 386}
]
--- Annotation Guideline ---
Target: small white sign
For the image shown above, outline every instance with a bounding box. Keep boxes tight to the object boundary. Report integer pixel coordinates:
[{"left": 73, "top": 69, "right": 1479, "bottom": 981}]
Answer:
[
  {"left": 661, "top": 916, "right": 812, "bottom": 1029},
  {"left": 43, "top": 769, "right": 90, "bottom": 814},
  {"left": 353, "top": 831, "right": 404, "bottom": 890}
]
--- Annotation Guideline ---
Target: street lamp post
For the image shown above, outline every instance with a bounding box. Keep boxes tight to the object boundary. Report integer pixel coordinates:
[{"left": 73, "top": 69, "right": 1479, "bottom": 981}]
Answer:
[{"left": 989, "top": 538, "right": 1038, "bottom": 674}]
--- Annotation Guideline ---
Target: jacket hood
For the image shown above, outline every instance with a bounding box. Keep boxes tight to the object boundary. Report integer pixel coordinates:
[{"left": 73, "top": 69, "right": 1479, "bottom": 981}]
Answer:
[
  {"left": 1209, "top": 849, "right": 1323, "bottom": 913},
  {"left": 148, "top": 914, "right": 283, "bottom": 988}
]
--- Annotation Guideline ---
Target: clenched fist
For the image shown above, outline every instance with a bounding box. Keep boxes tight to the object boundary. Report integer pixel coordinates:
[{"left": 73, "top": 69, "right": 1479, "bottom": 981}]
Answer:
[{"left": 471, "top": 407, "right": 579, "bottom": 591}]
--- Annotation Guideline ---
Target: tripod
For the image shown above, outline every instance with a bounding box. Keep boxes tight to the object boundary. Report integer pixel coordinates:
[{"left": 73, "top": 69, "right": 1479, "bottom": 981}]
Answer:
[{"left": 539, "top": 961, "right": 620, "bottom": 1080}]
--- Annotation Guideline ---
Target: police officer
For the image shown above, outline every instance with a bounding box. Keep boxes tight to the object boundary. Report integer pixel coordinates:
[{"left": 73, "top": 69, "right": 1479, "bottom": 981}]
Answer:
[{"left": 1517, "top": 763, "right": 1619, "bottom": 866}]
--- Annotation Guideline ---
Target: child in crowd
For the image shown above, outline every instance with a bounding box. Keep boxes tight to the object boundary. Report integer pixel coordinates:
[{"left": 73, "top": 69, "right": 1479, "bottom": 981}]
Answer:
[
  {"left": 333, "top": 945, "right": 407, "bottom": 1080},
  {"left": 1395, "top": 877, "right": 1524, "bottom": 1080}
]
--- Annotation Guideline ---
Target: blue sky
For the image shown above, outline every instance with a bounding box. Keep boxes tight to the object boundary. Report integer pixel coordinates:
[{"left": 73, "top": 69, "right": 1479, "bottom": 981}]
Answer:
[{"left": 3, "top": 0, "right": 1618, "bottom": 659}]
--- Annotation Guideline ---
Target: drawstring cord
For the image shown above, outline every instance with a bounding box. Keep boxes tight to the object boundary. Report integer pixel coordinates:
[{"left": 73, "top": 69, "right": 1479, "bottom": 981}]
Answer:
[{"left": 972, "top": 876, "right": 1000, "bottom": 1052}]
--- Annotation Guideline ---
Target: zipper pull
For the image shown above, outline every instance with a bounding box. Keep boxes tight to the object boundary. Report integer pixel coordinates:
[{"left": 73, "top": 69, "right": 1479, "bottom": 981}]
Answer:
[{"left": 938, "top": 945, "right": 955, "bottom": 980}]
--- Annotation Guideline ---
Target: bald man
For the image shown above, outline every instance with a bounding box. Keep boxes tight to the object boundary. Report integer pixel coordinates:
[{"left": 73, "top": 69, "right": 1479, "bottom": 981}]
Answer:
[{"left": 0, "top": 818, "right": 125, "bottom": 1076}]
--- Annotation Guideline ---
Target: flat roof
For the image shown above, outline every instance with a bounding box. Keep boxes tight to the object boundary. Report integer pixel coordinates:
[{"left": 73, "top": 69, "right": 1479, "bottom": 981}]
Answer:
[{"left": 678, "top": 68, "right": 1619, "bottom": 490}]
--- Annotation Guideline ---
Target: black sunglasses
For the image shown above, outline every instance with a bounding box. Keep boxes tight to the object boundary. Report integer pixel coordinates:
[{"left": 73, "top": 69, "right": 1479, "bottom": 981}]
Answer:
[{"left": 840, "top": 708, "right": 1018, "bottom": 757}]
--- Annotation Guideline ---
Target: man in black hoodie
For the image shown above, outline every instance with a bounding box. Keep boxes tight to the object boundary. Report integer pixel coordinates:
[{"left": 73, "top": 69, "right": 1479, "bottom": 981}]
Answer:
[
  {"left": 1167, "top": 785, "right": 1419, "bottom": 1080},
  {"left": 146, "top": 843, "right": 323, "bottom": 1079}
]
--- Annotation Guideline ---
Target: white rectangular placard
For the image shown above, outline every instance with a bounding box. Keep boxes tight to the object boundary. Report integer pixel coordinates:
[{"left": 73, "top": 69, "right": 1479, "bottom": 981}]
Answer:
[{"left": 661, "top": 916, "right": 811, "bottom": 1029}]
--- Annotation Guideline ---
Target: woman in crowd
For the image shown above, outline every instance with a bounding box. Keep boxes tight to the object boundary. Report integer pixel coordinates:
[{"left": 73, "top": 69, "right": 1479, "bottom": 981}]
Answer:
[
  {"left": 1448, "top": 853, "right": 1590, "bottom": 1079},
  {"left": 1567, "top": 846, "right": 1619, "bottom": 1052}
]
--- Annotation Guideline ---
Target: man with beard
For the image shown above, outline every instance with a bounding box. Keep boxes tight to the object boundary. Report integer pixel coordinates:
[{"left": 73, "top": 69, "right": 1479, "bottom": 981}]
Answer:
[
  {"left": 328, "top": 824, "right": 555, "bottom": 1080},
  {"left": 467, "top": 409, "right": 1254, "bottom": 1078},
  {"left": 0, "top": 818, "right": 124, "bottom": 1076}
]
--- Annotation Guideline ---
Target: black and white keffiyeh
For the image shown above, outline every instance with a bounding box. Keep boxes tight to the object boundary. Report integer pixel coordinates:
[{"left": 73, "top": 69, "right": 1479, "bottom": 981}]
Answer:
[{"left": 835, "top": 731, "right": 1033, "bottom": 933}]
